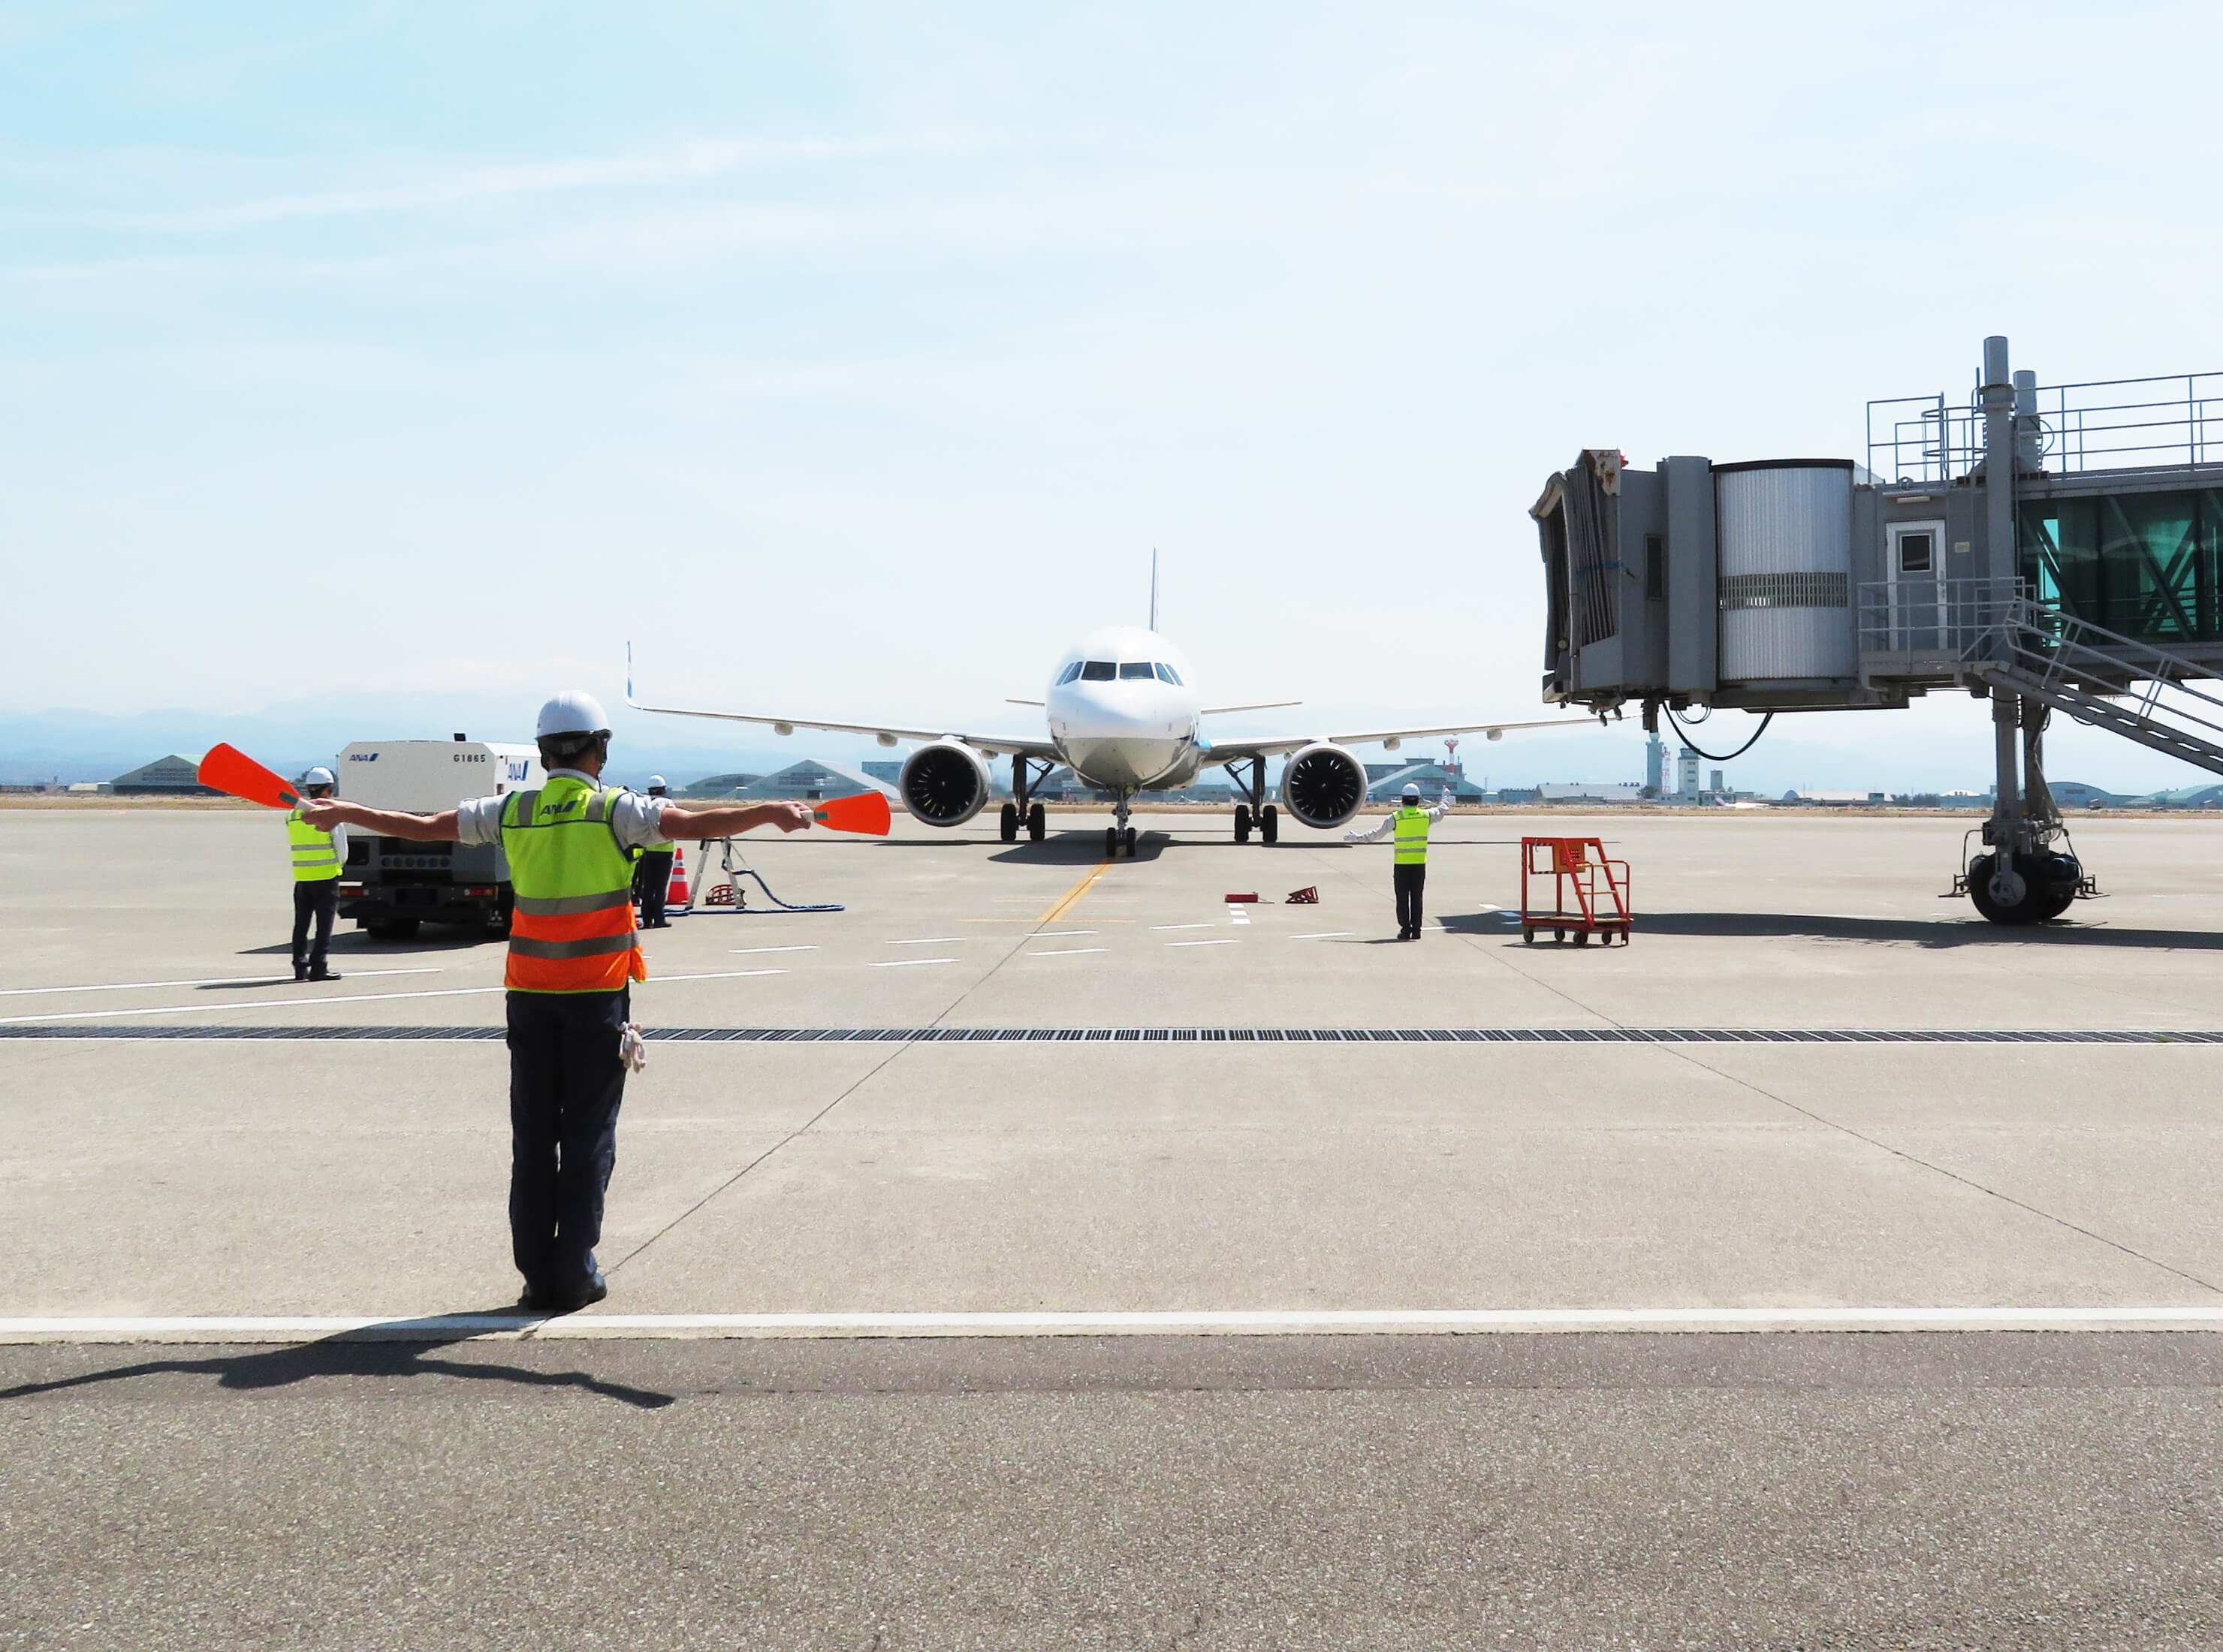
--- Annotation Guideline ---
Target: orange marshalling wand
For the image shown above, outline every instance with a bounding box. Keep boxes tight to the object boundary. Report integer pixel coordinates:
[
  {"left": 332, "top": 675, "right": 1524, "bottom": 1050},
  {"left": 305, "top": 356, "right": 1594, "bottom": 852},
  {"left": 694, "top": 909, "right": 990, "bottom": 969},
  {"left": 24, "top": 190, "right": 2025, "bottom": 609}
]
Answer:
[{"left": 196, "top": 743, "right": 303, "bottom": 809}]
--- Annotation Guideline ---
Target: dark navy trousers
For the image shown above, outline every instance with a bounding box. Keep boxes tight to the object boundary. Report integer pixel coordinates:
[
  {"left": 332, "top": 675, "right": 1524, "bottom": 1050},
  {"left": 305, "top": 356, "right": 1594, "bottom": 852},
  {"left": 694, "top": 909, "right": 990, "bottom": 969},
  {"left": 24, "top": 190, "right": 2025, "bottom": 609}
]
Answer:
[
  {"left": 1393, "top": 862, "right": 1425, "bottom": 935},
  {"left": 291, "top": 879, "right": 337, "bottom": 972},
  {"left": 504, "top": 987, "right": 629, "bottom": 1295},
  {"left": 632, "top": 849, "right": 674, "bottom": 924}
]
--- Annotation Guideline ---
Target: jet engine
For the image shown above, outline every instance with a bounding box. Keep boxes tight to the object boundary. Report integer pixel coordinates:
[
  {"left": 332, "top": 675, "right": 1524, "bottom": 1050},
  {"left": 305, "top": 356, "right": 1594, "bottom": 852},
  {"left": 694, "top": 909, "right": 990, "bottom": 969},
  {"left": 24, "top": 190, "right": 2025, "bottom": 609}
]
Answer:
[
  {"left": 898, "top": 740, "right": 994, "bottom": 827},
  {"left": 1277, "top": 742, "right": 1368, "bottom": 830}
]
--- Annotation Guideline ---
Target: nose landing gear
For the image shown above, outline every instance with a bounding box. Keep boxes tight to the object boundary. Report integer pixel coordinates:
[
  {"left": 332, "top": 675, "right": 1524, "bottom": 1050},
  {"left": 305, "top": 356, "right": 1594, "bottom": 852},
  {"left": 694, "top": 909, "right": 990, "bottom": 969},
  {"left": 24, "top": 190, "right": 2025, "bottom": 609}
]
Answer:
[{"left": 1105, "top": 791, "right": 1140, "bottom": 857}]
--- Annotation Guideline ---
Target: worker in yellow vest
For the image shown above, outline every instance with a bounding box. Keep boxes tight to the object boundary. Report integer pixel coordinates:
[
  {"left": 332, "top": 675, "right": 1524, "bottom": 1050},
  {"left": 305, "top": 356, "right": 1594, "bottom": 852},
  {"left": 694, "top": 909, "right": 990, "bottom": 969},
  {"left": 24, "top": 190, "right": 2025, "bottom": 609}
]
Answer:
[
  {"left": 632, "top": 775, "right": 676, "bottom": 927},
  {"left": 286, "top": 765, "right": 346, "bottom": 983},
  {"left": 1344, "top": 780, "right": 1452, "bottom": 939},
  {"left": 300, "top": 692, "right": 813, "bottom": 1314}
]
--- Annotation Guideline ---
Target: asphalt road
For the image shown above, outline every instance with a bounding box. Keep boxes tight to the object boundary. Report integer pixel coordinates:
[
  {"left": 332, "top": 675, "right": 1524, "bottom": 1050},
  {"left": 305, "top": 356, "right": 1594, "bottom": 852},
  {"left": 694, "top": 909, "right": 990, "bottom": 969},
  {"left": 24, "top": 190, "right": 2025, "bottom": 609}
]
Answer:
[{"left": 8, "top": 1332, "right": 2223, "bottom": 1650}]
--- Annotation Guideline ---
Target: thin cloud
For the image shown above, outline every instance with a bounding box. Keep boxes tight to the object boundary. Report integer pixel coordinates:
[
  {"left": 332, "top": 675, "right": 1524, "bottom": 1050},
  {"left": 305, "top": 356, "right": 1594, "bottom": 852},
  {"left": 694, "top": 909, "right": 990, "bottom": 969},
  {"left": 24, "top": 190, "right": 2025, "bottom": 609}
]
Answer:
[{"left": 138, "top": 134, "right": 961, "bottom": 231}]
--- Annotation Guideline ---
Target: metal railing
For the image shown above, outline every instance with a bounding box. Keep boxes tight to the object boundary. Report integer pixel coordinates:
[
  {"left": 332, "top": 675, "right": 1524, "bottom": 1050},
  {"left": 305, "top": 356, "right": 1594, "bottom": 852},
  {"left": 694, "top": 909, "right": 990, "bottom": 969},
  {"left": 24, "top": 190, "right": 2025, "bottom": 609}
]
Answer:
[
  {"left": 1856, "top": 577, "right": 2022, "bottom": 660},
  {"left": 1980, "top": 598, "right": 2223, "bottom": 743},
  {"left": 1867, "top": 371, "right": 2223, "bottom": 484}
]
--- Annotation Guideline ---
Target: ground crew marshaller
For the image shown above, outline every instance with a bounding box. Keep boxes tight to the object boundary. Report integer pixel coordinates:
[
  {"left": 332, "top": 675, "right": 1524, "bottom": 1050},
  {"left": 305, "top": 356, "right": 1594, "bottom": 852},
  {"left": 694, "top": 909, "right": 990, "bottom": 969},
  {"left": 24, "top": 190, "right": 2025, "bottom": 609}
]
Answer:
[
  {"left": 632, "top": 775, "right": 675, "bottom": 928},
  {"left": 1344, "top": 780, "right": 1451, "bottom": 939},
  {"left": 287, "top": 765, "right": 345, "bottom": 983},
  {"left": 300, "top": 692, "right": 812, "bottom": 1314}
]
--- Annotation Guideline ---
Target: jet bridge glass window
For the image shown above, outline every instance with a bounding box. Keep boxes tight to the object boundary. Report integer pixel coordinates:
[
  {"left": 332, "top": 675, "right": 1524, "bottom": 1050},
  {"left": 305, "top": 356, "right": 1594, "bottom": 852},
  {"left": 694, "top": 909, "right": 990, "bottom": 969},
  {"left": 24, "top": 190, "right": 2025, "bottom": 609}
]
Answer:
[
  {"left": 1056, "top": 661, "right": 1084, "bottom": 685},
  {"left": 2020, "top": 492, "right": 2223, "bottom": 644},
  {"left": 1119, "top": 662, "right": 1155, "bottom": 680},
  {"left": 1643, "top": 535, "right": 1664, "bottom": 601},
  {"left": 1154, "top": 662, "right": 1183, "bottom": 685},
  {"left": 1080, "top": 661, "right": 1116, "bottom": 681}
]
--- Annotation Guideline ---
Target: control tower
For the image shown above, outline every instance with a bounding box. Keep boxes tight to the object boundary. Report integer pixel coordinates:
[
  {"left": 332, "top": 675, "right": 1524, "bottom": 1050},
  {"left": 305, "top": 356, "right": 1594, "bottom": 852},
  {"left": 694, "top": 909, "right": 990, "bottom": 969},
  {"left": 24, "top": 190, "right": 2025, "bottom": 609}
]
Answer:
[{"left": 1532, "top": 335, "right": 2223, "bottom": 924}]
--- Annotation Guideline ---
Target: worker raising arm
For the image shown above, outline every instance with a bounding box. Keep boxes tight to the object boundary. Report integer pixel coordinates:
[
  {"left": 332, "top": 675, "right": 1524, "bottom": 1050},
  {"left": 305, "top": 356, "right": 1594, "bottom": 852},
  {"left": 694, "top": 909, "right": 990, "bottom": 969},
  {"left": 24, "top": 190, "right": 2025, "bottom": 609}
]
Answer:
[
  {"left": 296, "top": 691, "right": 811, "bottom": 1317},
  {"left": 1344, "top": 781, "right": 1453, "bottom": 940}
]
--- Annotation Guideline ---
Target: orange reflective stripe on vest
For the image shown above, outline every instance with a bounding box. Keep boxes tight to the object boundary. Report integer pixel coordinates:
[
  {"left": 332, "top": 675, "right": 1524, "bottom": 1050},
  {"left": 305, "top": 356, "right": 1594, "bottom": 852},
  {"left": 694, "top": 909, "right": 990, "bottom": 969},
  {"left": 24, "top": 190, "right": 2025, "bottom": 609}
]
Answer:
[{"left": 499, "top": 780, "right": 647, "bottom": 993}]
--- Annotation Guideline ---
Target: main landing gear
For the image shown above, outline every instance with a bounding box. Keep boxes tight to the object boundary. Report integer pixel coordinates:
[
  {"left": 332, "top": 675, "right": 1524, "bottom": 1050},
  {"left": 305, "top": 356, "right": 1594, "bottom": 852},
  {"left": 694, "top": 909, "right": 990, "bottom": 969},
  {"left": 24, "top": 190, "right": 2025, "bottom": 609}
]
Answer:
[
  {"left": 999, "top": 759, "right": 1051, "bottom": 843},
  {"left": 1225, "top": 755, "right": 1277, "bottom": 844},
  {"left": 1232, "top": 803, "right": 1277, "bottom": 845}
]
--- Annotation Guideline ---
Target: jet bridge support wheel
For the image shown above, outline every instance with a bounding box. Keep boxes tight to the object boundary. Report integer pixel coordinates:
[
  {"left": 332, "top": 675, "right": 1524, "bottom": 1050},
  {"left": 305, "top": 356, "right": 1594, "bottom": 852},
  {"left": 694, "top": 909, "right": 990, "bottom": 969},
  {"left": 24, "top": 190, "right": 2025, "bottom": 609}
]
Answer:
[{"left": 1967, "top": 851, "right": 2078, "bottom": 925}]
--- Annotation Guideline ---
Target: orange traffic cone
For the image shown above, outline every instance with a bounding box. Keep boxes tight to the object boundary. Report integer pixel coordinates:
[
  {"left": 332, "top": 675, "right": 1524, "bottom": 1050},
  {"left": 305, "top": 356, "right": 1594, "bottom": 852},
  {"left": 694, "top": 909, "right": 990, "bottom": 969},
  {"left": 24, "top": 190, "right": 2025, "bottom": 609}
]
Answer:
[{"left": 665, "top": 845, "right": 690, "bottom": 908}]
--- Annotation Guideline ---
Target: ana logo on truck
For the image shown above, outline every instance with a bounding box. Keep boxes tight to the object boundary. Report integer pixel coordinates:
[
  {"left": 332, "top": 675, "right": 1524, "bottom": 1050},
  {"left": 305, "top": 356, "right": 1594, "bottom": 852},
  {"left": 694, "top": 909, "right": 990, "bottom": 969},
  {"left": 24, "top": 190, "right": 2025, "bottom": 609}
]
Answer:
[{"left": 348, "top": 752, "right": 379, "bottom": 761}]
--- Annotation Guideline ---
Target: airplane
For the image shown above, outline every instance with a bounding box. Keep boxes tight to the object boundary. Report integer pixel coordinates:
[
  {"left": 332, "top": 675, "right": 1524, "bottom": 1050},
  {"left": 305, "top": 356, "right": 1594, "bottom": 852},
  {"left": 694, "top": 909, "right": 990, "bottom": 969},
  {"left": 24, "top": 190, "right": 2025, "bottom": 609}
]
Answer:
[{"left": 626, "top": 632, "right": 1576, "bottom": 858}]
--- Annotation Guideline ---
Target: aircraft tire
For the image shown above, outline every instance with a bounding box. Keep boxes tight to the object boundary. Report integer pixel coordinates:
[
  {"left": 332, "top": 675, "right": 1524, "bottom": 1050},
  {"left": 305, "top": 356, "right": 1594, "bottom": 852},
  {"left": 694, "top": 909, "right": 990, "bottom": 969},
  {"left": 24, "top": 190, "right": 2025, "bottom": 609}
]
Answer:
[
  {"left": 1260, "top": 804, "right": 1277, "bottom": 845},
  {"left": 1027, "top": 803, "right": 1045, "bottom": 842},
  {"left": 999, "top": 803, "right": 1019, "bottom": 843}
]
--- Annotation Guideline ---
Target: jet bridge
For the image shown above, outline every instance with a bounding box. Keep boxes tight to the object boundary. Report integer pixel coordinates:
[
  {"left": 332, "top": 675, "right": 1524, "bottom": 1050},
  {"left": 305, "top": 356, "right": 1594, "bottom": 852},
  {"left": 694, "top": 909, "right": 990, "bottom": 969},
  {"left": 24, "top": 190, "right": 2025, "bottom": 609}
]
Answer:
[{"left": 1532, "top": 334, "right": 2223, "bottom": 924}]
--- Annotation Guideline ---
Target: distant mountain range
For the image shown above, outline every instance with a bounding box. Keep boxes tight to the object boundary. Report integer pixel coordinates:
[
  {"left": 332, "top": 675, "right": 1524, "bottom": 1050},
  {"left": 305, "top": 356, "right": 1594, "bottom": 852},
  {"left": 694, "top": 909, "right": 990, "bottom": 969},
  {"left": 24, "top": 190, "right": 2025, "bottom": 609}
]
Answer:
[{"left": 0, "top": 696, "right": 831, "bottom": 791}]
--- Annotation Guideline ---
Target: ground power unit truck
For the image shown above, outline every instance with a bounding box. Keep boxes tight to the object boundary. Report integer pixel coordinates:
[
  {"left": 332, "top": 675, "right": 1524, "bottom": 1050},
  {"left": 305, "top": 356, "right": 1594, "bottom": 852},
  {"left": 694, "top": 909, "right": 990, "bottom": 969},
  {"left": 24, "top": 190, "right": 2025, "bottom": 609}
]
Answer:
[{"left": 333, "top": 737, "right": 543, "bottom": 939}]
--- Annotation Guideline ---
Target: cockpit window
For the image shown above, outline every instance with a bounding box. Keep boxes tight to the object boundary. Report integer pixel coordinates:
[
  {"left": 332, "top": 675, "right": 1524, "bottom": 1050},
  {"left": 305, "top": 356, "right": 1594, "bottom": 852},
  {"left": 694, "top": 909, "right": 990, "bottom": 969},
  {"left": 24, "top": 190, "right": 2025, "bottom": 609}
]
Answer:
[
  {"left": 1056, "top": 660, "right": 1084, "bottom": 685},
  {"left": 1079, "top": 661, "right": 1116, "bottom": 681},
  {"left": 1154, "top": 662, "right": 1183, "bottom": 686},
  {"left": 1119, "top": 662, "right": 1154, "bottom": 680}
]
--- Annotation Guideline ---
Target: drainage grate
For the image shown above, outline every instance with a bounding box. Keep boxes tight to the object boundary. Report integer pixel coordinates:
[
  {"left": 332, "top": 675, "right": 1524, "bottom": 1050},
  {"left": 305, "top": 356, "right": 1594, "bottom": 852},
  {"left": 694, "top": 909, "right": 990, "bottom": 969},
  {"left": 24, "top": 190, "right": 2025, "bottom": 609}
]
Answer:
[{"left": 8, "top": 1026, "right": 2223, "bottom": 1046}]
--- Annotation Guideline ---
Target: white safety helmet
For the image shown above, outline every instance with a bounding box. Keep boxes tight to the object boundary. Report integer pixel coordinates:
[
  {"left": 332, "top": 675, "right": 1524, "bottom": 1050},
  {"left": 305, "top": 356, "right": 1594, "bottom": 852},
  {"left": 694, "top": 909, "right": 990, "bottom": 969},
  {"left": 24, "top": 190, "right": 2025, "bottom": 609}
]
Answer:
[
  {"left": 303, "top": 766, "right": 336, "bottom": 787},
  {"left": 535, "top": 690, "right": 611, "bottom": 740},
  {"left": 646, "top": 775, "right": 668, "bottom": 793},
  {"left": 1401, "top": 782, "right": 1421, "bottom": 800}
]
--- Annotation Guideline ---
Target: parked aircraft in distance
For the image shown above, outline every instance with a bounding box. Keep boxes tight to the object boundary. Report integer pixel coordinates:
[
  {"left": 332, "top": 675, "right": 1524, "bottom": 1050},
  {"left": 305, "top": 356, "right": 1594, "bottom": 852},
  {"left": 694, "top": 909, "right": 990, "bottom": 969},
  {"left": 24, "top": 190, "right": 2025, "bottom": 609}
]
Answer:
[{"left": 629, "top": 612, "right": 1573, "bottom": 857}]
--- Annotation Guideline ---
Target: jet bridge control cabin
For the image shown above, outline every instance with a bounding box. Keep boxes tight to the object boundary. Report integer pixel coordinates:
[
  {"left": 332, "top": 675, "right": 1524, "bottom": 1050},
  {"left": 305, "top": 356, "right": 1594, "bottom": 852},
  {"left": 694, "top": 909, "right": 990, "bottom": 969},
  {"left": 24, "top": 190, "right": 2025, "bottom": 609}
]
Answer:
[{"left": 1532, "top": 335, "right": 2223, "bottom": 926}]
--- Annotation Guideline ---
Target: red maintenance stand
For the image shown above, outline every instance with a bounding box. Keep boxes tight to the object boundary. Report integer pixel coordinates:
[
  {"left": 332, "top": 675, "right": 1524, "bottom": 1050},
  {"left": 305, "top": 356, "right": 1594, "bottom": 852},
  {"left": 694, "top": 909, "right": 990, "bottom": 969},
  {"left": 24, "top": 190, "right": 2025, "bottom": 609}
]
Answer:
[{"left": 1520, "top": 837, "right": 1633, "bottom": 946}]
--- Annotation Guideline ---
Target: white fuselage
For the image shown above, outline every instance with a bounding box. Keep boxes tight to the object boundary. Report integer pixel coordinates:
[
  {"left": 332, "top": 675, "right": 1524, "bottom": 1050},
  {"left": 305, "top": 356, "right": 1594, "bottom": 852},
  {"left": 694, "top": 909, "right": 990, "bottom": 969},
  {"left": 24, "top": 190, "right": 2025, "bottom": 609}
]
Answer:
[{"left": 1043, "top": 625, "right": 1205, "bottom": 792}]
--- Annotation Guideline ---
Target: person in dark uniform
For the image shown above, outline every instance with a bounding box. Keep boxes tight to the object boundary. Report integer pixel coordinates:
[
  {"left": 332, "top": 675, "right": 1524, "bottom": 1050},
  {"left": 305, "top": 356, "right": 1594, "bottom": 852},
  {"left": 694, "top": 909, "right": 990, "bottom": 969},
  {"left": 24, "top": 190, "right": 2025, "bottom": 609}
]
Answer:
[
  {"left": 285, "top": 766, "right": 345, "bottom": 982},
  {"left": 632, "top": 775, "right": 676, "bottom": 927},
  {"left": 300, "top": 693, "right": 811, "bottom": 1313}
]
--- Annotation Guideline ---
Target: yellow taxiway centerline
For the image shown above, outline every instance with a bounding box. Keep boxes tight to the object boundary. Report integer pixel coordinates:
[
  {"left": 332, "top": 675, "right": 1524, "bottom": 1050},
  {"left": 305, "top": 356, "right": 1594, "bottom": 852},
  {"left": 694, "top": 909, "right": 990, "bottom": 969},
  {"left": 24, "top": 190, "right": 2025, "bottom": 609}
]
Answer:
[{"left": 1039, "top": 861, "right": 1114, "bottom": 924}]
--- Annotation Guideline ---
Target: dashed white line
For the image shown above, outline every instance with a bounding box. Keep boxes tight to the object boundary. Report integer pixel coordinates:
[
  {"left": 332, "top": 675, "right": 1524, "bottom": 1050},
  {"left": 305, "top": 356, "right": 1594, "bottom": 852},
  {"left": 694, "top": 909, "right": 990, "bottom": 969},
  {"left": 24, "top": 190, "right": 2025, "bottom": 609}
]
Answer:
[
  {"left": 867, "top": 957, "right": 958, "bottom": 968},
  {"left": 0, "top": 969, "right": 441, "bottom": 998},
  {"left": 1149, "top": 924, "right": 1214, "bottom": 931},
  {"left": 1032, "top": 930, "right": 1096, "bottom": 938},
  {"left": 885, "top": 936, "right": 964, "bottom": 946},
  {"left": 0, "top": 985, "right": 505, "bottom": 1023},
  {"left": 729, "top": 945, "right": 818, "bottom": 954},
  {"left": 653, "top": 969, "right": 789, "bottom": 981},
  {"left": 1290, "top": 932, "right": 1354, "bottom": 940},
  {"left": 1029, "top": 948, "right": 1107, "bottom": 957},
  {"left": 1167, "top": 939, "right": 1241, "bottom": 948}
]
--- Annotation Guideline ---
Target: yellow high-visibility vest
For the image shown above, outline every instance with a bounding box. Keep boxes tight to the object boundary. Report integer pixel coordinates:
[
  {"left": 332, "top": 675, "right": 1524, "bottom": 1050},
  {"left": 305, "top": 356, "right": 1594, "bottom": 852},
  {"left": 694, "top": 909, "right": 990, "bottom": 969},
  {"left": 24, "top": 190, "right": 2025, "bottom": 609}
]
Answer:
[
  {"left": 285, "top": 809, "right": 342, "bottom": 882},
  {"left": 1392, "top": 806, "right": 1431, "bottom": 865},
  {"left": 499, "top": 776, "right": 647, "bottom": 994}
]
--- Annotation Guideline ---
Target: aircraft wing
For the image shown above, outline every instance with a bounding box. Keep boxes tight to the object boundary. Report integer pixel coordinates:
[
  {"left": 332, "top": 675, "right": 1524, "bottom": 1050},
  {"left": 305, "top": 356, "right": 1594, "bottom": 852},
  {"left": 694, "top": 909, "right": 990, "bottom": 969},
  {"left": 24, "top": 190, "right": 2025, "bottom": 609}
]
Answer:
[
  {"left": 625, "top": 692, "right": 1061, "bottom": 763},
  {"left": 1205, "top": 716, "right": 1583, "bottom": 762}
]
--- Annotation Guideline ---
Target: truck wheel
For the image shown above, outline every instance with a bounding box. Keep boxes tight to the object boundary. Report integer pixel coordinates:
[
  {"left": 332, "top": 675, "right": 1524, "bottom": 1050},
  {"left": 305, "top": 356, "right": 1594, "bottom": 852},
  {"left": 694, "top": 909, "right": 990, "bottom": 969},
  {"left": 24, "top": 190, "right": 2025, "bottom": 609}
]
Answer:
[{"left": 365, "top": 920, "right": 421, "bottom": 941}]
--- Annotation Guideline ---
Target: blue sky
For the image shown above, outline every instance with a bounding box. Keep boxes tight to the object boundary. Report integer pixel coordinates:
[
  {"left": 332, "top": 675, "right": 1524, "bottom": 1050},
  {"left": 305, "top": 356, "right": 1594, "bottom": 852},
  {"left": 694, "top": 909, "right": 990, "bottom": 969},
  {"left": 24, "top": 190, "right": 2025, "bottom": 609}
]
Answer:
[{"left": 6, "top": 2, "right": 2223, "bottom": 791}]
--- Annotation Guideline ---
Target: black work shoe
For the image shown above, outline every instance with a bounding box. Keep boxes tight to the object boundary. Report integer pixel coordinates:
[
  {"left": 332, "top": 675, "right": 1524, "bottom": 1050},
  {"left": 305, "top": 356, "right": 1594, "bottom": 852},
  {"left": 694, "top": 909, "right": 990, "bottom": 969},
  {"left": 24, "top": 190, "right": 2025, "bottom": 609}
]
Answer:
[
  {"left": 308, "top": 969, "right": 342, "bottom": 982},
  {"left": 521, "top": 1274, "right": 608, "bottom": 1315},
  {"left": 293, "top": 965, "right": 308, "bottom": 982}
]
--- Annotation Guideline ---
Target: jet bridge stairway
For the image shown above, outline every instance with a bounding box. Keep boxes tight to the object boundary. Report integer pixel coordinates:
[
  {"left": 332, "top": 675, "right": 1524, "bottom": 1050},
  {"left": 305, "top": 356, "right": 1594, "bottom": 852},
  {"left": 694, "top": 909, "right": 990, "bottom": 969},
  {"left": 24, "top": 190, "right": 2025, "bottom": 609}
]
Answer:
[{"left": 1968, "top": 599, "right": 2223, "bottom": 779}]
